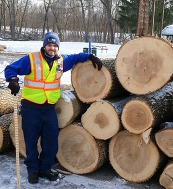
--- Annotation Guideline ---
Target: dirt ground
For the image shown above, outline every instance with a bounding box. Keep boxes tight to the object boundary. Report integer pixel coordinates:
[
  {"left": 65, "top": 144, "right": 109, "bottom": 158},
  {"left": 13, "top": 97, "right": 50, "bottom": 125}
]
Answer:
[{"left": 0, "top": 149, "right": 165, "bottom": 189}]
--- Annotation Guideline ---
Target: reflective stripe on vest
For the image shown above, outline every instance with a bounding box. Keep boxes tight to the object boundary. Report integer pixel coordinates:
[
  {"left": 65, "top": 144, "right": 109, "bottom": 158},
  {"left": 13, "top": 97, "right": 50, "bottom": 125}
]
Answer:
[{"left": 24, "top": 79, "right": 60, "bottom": 89}]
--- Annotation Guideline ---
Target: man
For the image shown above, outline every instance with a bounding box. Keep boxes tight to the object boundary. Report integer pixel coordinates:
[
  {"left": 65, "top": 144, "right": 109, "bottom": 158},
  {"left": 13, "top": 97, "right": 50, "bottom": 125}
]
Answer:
[{"left": 4, "top": 32, "right": 102, "bottom": 184}]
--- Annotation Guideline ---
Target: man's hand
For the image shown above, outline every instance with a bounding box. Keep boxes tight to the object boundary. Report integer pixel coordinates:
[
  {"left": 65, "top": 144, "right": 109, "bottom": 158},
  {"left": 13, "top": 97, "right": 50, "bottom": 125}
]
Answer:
[
  {"left": 8, "top": 77, "right": 20, "bottom": 96},
  {"left": 88, "top": 54, "right": 102, "bottom": 71}
]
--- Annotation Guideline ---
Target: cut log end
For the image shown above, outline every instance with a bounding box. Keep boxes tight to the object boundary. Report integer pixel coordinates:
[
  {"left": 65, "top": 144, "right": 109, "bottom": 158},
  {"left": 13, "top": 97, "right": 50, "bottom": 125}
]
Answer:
[
  {"left": 155, "top": 129, "right": 173, "bottom": 157},
  {"left": 115, "top": 36, "right": 173, "bottom": 95},
  {"left": 160, "top": 162, "right": 173, "bottom": 189},
  {"left": 81, "top": 100, "right": 120, "bottom": 140},
  {"left": 57, "top": 124, "right": 107, "bottom": 174},
  {"left": 109, "top": 130, "right": 160, "bottom": 183},
  {"left": 71, "top": 61, "right": 112, "bottom": 103},
  {"left": 121, "top": 99, "right": 154, "bottom": 134}
]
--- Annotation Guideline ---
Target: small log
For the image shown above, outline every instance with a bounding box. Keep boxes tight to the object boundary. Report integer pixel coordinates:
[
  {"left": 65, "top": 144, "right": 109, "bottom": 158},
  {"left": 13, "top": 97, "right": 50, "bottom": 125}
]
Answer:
[
  {"left": 81, "top": 97, "right": 132, "bottom": 140},
  {"left": 55, "top": 90, "right": 88, "bottom": 128},
  {"left": 109, "top": 130, "right": 161, "bottom": 183},
  {"left": 115, "top": 36, "right": 173, "bottom": 95},
  {"left": 155, "top": 122, "right": 173, "bottom": 157},
  {"left": 9, "top": 114, "right": 41, "bottom": 157},
  {"left": 71, "top": 59, "right": 128, "bottom": 103},
  {"left": 121, "top": 81, "right": 173, "bottom": 134},
  {"left": 57, "top": 123, "right": 108, "bottom": 174},
  {"left": 159, "top": 161, "right": 173, "bottom": 189}
]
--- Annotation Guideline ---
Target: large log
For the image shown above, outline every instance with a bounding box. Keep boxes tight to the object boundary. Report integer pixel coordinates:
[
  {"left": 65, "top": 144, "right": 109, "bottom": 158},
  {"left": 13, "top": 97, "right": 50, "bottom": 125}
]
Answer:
[
  {"left": 155, "top": 122, "right": 173, "bottom": 158},
  {"left": 159, "top": 161, "right": 173, "bottom": 189},
  {"left": 9, "top": 114, "right": 41, "bottom": 157},
  {"left": 71, "top": 59, "right": 128, "bottom": 103},
  {"left": 57, "top": 123, "right": 108, "bottom": 174},
  {"left": 81, "top": 97, "right": 132, "bottom": 140},
  {"left": 109, "top": 130, "right": 161, "bottom": 183},
  {"left": 115, "top": 36, "right": 173, "bottom": 95},
  {"left": 121, "top": 81, "right": 173, "bottom": 134},
  {"left": 55, "top": 90, "right": 88, "bottom": 128}
]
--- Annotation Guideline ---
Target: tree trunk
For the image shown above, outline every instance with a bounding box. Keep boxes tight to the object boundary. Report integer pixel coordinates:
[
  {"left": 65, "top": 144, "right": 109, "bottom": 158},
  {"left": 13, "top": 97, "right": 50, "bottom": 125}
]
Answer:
[
  {"left": 81, "top": 97, "right": 132, "bottom": 140},
  {"left": 155, "top": 122, "right": 173, "bottom": 157},
  {"left": 159, "top": 161, "right": 173, "bottom": 189},
  {"left": 115, "top": 36, "right": 173, "bottom": 95},
  {"left": 55, "top": 90, "right": 88, "bottom": 128},
  {"left": 57, "top": 123, "right": 108, "bottom": 174},
  {"left": 109, "top": 130, "right": 161, "bottom": 183},
  {"left": 121, "top": 81, "right": 173, "bottom": 134},
  {"left": 72, "top": 59, "right": 128, "bottom": 103}
]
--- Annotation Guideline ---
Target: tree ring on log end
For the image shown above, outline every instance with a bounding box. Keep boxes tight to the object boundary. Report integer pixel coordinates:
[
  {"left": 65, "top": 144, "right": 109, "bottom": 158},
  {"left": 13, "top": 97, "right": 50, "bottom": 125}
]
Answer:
[
  {"left": 109, "top": 130, "right": 160, "bottom": 182},
  {"left": 115, "top": 36, "right": 173, "bottom": 95},
  {"left": 121, "top": 100, "right": 154, "bottom": 134},
  {"left": 81, "top": 100, "right": 120, "bottom": 140},
  {"left": 71, "top": 61, "right": 112, "bottom": 103},
  {"left": 57, "top": 124, "right": 105, "bottom": 174}
]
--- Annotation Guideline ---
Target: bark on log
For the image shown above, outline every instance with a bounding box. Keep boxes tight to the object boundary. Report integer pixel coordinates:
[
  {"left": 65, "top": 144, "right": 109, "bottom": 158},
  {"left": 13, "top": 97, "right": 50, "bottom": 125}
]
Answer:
[
  {"left": 155, "top": 122, "right": 173, "bottom": 157},
  {"left": 81, "top": 97, "right": 132, "bottom": 140},
  {"left": 109, "top": 130, "right": 161, "bottom": 183},
  {"left": 159, "top": 161, "right": 173, "bottom": 189},
  {"left": 57, "top": 123, "right": 108, "bottom": 174},
  {"left": 115, "top": 36, "right": 173, "bottom": 95},
  {"left": 9, "top": 114, "right": 41, "bottom": 157},
  {"left": 55, "top": 90, "right": 88, "bottom": 128},
  {"left": 0, "top": 125, "right": 13, "bottom": 153},
  {"left": 71, "top": 59, "right": 128, "bottom": 103},
  {"left": 121, "top": 81, "right": 173, "bottom": 134},
  {"left": 0, "top": 89, "right": 14, "bottom": 116}
]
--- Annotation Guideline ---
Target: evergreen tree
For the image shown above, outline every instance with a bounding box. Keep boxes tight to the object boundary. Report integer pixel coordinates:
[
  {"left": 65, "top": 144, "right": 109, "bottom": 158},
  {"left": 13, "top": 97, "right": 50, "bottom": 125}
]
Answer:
[{"left": 117, "top": 0, "right": 138, "bottom": 35}]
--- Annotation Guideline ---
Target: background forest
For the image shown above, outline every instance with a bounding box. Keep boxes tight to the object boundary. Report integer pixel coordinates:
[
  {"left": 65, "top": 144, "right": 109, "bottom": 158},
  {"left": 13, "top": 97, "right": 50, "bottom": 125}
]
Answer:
[{"left": 0, "top": 0, "right": 173, "bottom": 44}]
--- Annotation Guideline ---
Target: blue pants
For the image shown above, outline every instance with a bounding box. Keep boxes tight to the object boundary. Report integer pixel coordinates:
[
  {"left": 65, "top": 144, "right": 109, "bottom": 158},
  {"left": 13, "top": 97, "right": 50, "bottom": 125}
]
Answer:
[{"left": 21, "top": 107, "right": 59, "bottom": 173}]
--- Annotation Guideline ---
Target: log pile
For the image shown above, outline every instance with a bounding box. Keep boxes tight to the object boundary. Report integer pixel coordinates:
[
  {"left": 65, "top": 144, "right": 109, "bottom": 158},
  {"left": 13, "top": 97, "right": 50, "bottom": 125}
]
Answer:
[{"left": 2, "top": 36, "right": 173, "bottom": 188}]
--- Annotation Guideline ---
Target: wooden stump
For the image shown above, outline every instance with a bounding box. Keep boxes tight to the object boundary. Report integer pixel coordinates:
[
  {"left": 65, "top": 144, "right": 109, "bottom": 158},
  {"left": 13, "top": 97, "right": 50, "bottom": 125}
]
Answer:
[
  {"left": 115, "top": 36, "right": 173, "bottom": 95},
  {"left": 160, "top": 161, "right": 173, "bottom": 189},
  {"left": 57, "top": 123, "right": 108, "bottom": 174},
  {"left": 81, "top": 97, "right": 131, "bottom": 140},
  {"left": 71, "top": 59, "right": 128, "bottom": 103},
  {"left": 155, "top": 122, "right": 173, "bottom": 157},
  {"left": 109, "top": 130, "right": 160, "bottom": 182},
  {"left": 9, "top": 114, "right": 41, "bottom": 157},
  {"left": 121, "top": 81, "right": 173, "bottom": 134},
  {"left": 55, "top": 90, "right": 88, "bottom": 128}
]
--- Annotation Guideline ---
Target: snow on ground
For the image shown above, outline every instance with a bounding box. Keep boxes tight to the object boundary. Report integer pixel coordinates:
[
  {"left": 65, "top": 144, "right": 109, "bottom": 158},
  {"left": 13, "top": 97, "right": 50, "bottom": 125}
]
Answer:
[{"left": 0, "top": 41, "right": 164, "bottom": 189}]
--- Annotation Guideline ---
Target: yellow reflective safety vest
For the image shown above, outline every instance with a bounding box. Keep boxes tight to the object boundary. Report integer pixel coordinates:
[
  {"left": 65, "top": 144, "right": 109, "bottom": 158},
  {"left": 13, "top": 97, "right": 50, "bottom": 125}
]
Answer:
[{"left": 22, "top": 52, "right": 63, "bottom": 104}]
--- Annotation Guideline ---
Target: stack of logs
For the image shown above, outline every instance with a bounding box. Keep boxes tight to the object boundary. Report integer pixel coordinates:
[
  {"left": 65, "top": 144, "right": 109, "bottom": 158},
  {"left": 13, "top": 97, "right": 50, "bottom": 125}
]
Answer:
[{"left": 1, "top": 36, "right": 173, "bottom": 188}]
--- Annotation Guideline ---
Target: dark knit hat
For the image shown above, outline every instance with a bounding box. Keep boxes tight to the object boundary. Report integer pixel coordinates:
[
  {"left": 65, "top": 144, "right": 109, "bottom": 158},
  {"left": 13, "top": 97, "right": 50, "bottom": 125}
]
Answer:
[{"left": 43, "top": 32, "right": 60, "bottom": 48}]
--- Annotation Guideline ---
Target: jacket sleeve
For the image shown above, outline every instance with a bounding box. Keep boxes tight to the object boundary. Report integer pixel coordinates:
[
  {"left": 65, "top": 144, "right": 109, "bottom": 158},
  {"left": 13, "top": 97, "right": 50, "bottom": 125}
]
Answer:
[
  {"left": 4, "top": 55, "right": 31, "bottom": 82},
  {"left": 62, "top": 53, "right": 90, "bottom": 72}
]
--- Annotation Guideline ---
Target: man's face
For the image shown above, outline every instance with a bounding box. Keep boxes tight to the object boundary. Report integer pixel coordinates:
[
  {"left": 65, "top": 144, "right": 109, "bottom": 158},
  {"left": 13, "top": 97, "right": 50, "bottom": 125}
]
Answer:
[{"left": 44, "top": 43, "right": 58, "bottom": 57}]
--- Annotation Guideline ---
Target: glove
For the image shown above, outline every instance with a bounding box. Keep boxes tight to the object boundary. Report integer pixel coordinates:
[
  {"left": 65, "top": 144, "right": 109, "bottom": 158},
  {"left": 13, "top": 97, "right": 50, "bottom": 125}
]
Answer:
[
  {"left": 8, "top": 77, "right": 20, "bottom": 96},
  {"left": 88, "top": 54, "right": 102, "bottom": 71}
]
